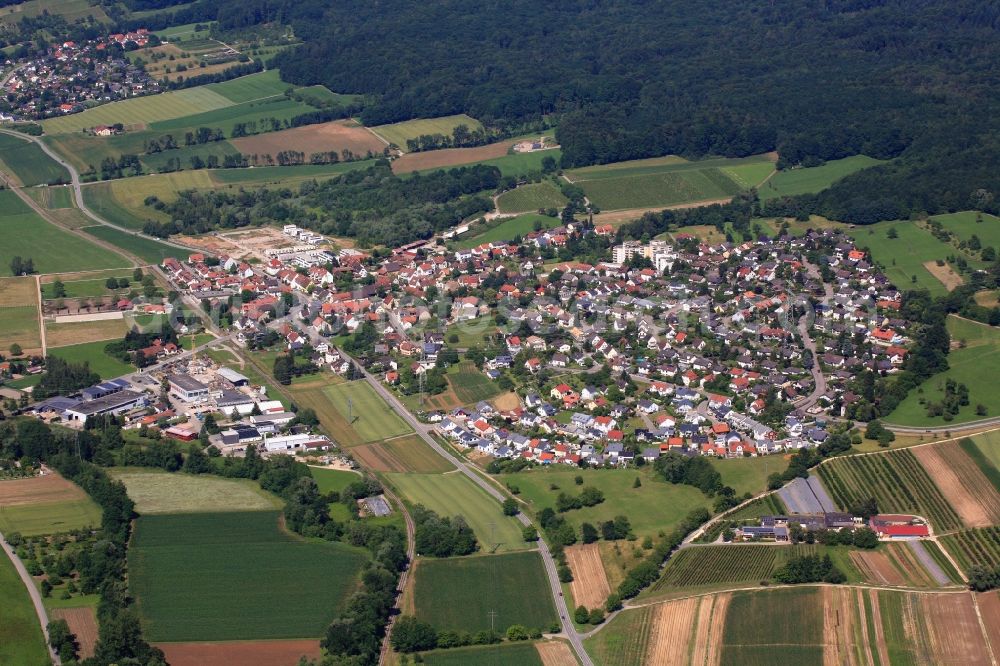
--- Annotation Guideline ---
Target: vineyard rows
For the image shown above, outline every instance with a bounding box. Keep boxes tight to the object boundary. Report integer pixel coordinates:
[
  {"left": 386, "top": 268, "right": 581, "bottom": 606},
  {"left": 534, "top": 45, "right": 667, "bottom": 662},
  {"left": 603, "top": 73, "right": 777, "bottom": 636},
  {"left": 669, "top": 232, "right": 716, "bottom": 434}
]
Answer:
[
  {"left": 815, "top": 450, "right": 961, "bottom": 532},
  {"left": 653, "top": 545, "right": 808, "bottom": 590},
  {"left": 941, "top": 527, "right": 1000, "bottom": 571}
]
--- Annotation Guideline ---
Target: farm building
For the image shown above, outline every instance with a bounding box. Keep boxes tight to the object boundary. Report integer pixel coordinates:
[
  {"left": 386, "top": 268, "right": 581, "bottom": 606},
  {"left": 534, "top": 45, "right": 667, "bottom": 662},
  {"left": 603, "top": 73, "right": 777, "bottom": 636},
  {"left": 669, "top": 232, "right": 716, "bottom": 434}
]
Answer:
[
  {"left": 217, "top": 367, "right": 250, "bottom": 386},
  {"left": 869, "top": 515, "right": 930, "bottom": 539}
]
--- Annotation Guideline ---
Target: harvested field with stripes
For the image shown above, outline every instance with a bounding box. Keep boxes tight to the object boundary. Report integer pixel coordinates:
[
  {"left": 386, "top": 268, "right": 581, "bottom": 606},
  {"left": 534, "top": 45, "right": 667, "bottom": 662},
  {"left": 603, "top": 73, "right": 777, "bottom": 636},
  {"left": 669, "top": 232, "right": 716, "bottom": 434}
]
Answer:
[
  {"left": 912, "top": 441, "right": 1000, "bottom": 528},
  {"left": 565, "top": 543, "right": 610, "bottom": 610},
  {"left": 645, "top": 597, "right": 700, "bottom": 665},
  {"left": 849, "top": 543, "right": 950, "bottom": 588},
  {"left": 534, "top": 641, "right": 577, "bottom": 666},
  {"left": 815, "top": 449, "right": 962, "bottom": 531},
  {"left": 349, "top": 435, "right": 453, "bottom": 473}
]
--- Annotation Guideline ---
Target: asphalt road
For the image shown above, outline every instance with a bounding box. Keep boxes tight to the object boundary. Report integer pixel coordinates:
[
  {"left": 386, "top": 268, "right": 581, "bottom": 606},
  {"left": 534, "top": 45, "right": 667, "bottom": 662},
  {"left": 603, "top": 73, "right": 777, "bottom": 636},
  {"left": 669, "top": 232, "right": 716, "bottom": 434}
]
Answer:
[{"left": 342, "top": 347, "right": 595, "bottom": 666}]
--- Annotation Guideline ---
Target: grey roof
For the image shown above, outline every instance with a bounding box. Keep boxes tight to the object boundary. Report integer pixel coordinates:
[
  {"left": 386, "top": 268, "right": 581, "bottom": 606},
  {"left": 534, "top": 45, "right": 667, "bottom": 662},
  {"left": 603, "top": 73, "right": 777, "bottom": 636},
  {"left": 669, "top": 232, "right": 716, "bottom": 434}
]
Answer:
[{"left": 168, "top": 374, "right": 208, "bottom": 393}]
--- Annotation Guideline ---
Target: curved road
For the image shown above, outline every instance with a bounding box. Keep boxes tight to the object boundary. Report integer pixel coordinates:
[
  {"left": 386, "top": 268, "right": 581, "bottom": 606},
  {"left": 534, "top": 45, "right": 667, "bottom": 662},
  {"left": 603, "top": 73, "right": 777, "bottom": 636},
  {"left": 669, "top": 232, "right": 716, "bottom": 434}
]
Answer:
[
  {"left": 340, "top": 347, "right": 594, "bottom": 666},
  {"left": 1, "top": 529, "right": 61, "bottom": 665}
]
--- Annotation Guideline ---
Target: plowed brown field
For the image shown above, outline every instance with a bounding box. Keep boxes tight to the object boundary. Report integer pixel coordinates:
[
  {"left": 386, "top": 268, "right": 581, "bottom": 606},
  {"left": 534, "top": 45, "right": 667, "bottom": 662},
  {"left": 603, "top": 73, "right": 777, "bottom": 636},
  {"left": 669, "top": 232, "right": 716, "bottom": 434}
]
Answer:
[
  {"left": 566, "top": 543, "right": 611, "bottom": 610},
  {"left": 850, "top": 550, "right": 905, "bottom": 586},
  {"left": 391, "top": 141, "right": 516, "bottom": 174},
  {"left": 0, "top": 471, "right": 87, "bottom": 506},
  {"left": 914, "top": 442, "right": 1000, "bottom": 528},
  {"left": 52, "top": 607, "right": 98, "bottom": 659},
  {"left": 231, "top": 120, "right": 385, "bottom": 160},
  {"left": 156, "top": 640, "right": 322, "bottom": 666}
]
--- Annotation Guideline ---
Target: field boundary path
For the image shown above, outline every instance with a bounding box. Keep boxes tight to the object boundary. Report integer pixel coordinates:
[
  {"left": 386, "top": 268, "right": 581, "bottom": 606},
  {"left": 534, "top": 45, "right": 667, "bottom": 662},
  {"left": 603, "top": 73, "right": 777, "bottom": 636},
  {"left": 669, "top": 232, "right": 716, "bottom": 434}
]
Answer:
[
  {"left": 34, "top": 274, "right": 46, "bottom": 356},
  {"left": 336, "top": 346, "right": 595, "bottom": 666},
  {"left": 378, "top": 484, "right": 415, "bottom": 666},
  {"left": 1, "top": 529, "right": 61, "bottom": 665}
]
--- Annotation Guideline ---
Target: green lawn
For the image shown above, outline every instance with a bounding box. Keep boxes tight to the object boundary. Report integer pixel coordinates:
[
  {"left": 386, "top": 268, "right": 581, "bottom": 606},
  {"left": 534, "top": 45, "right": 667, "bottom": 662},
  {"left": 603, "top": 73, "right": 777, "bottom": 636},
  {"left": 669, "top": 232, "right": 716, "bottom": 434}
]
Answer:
[
  {"left": 371, "top": 114, "right": 482, "bottom": 149},
  {"left": 0, "top": 498, "right": 102, "bottom": 536},
  {"left": 309, "top": 467, "right": 362, "bottom": 494},
  {"left": 0, "top": 132, "right": 70, "bottom": 186},
  {"left": 758, "top": 155, "right": 885, "bottom": 201},
  {"left": 887, "top": 316, "right": 1000, "bottom": 426},
  {"left": 421, "top": 642, "right": 545, "bottom": 666},
  {"left": 82, "top": 226, "right": 182, "bottom": 264},
  {"left": 0, "top": 548, "right": 50, "bottom": 666},
  {"left": 499, "top": 467, "right": 709, "bottom": 538},
  {"left": 720, "top": 161, "right": 776, "bottom": 189},
  {"left": 455, "top": 214, "right": 560, "bottom": 249},
  {"left": 322, "top": 380, "right": 413, "bottom": 442},
  {"left": 496, "top": 181, "right": 568, "bottom": 214},
  {"left": 205, "top": 70, "right": 292, "bottom": 104},
  {"left": 109, "top": 469, "right": 284, "bottom": 514},
  {"left": 933, "top": 211, "right": 1000, "bottom": 250},
  {"left": 447, "top": 361, "right": 502, "bottom": 404},
  {"left": 129, "top": 511, "right": 368, "bottom": 641},
  {"left": 41, "top": 275, "right": 135, "bottom": 299},
  {"left": 385, "top": 472, "right": 527, "bottom": 552},
  {"left": 0, "top": 191, "right": 129, "bottom": 275},
  {"left": 711, "top": 456, "right": 784, "bottom": 497},
  {"left": 48, "top": 340, "right": 135, "bottom": 379},
  {"left": 414, "top": 552, "right": 558, "bottom": 633},
  {"left": 847, "top": 220, "right": 962, "bottom": 296}
]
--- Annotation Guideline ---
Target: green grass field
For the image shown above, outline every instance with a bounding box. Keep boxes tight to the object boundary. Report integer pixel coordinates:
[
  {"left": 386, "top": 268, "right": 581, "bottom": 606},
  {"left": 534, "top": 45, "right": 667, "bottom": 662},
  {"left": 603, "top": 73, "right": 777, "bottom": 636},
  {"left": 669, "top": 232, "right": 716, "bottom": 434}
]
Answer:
[
  {"left": 209, "top": 159, "right": 378, "bottom": 185},
  {"left": 932, "top": 211, "right": 1000, "bottom": 250},
  {"left": 48, "top": 340, "right": 135, "bottom": 379},
  {"left": 0, "top": 305, "right": 40, "bottom": 351},
  {"left": 309, "top": 467, "right": 363, "bottom": 494},
  {"left": 81, "top": 170, "right": 216, "bottom": 230},
  {"left": 0, "top": 548, "right": 50, "bottom": 666},
  {"left": 129, "top": 511, "right": 368, "bottom": 641},
  {"left": 0, "top": 133, "right": 71, "bottom": 186},
  {"left": 25, "top": 185, "right": 74, "bottom": 209},
  {"left": 154, "top": 21, "right": 213, "bottom": 41},
  {"left": 888, "top": 316, "right": 1000, "bottom": 426},
  {"left": 759, "top": 155, "right": 885, "bottom": 201},
  {"left": 0, "top": 0, "right": 108, "bottom": 26},
  {"left": 42, "top": 87, "right": 234, "bottom": 134},
  {"left": 967, "top": 430, "right": 1000, "bottom": 473},
  {"left": 583, "top": 605, "right": 653, "bottom": 666},
  {"left": 82, "top": 226, "right": 182, "bottom": 264},
  {"left": 385, "top": 472, "right": 527, "bottom": 552},
  {"left": 41, "top": 275, "right": 135, "bottom": 299},
  {"left": 496, "top": 181, "right": 568, "bottom": 214},
  {"left": 447, "top": 362, "right": 502, "bottom": 404},
  {"left": 0, "top": 191, "right": 129, "bottom": 276},
  {"left": 109, "top": 469, "right": 284, "bottom": 514},
  {"left": 721, "top": 587, "right": 824, "bottom": 664},
  {"left": 322, "top": 380, "right": 413, "bottom": 442},
  {"left": 414, "top": 552, "right": 557, "bottom": 633},
  {"left": 847, "top": 221, "right": 960, "bottom": 296},
  {"left": 455, "top": 214, "right": 560, "bottom": 249},
  {"left": 0, "top": 498, "right": 102, "bottom": 537},
  {"left": 150, "top": 95, "right": 313, "bottom": 134},
  {"left": 565, "top": 155, "right": 773, "bottom": 211},
  {"left": 371, "top": 114, "right": 482, "bottom": 149},
  {"left": 711, "top": 455, "right": 783, "bottom": 497},
  {"left": 205, "top": 70, "right": 292, "bottom": 104},
  {"left": 420, "top": 642, "right": 545, "bottom": 666},
  {"left": 500, "top": 467, "right": 708, "bottom": 538}
]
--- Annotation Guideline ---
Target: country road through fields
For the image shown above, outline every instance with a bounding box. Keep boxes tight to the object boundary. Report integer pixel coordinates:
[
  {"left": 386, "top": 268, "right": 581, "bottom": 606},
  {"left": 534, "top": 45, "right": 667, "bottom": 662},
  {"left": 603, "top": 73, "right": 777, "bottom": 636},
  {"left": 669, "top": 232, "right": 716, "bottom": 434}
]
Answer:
[
  {"left": 338, "top": 346, "right": 595, "bottom": 666},
  {"left": 1, "top": 529, "right": 61, "bottom": 665}
]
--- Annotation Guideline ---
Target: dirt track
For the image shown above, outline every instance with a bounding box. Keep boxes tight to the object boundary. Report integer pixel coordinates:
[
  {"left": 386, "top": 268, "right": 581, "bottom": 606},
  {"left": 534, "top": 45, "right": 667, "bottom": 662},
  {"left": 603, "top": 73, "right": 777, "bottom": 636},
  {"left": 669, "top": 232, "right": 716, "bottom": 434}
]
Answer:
[{"left": 566, "top": 543, "right": 611, "bottom": 610}]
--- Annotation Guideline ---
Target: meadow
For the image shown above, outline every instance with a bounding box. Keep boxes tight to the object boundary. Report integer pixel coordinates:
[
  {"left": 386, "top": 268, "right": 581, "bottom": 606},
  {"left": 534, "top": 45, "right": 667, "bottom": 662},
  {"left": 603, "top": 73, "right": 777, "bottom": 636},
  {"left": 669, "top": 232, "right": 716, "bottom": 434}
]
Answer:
[
  {"left": 0, "top": 305, "right": 41, "bottom": 352},
  {"left": 0, "top": 133, "right": 70, "bottom": 186},
  {"left": 758, "top": 155, "right": 884, "bottom": 201},
  {"left": 109, "top": 469, "right": 284, "bottom": 514},
  {"left": 0, "top": 191, "right": 129, "bottom": 275},
  {"left": 446, "top": 361, "right": 502, "bottom": 404},
  {"left": 499, "top": 467, "right": 709, "bottom": 538},
  {"left": 45, "top": 319, "right": 128, "bottom": 347},
  {"left": 209, "top": 159, "right": 377, "bottom": 185},
  {"left": 815, "top": 449, "right": 962, "bottom": 531},
  {"left": 206, "top": 70, "right": 293, "bottom": 104},
  {"left": 81, "top": 170, "right": 215, "bottom": 229},
  {"left": 82, "top": 226, "right": 183, "bottom": 264},
  {"left": 496, "top": 181, "right": 568, "bottom": 213},
  {"left": 0, "top": 548, "right": 50, "bottom": 666},
  {"left": 371, "top": 114, "right": 482, "bottom": 149},
  {"left": 42, "top": 87, "right": 234, "bottom": 134},
  {"left": 0, "top": 499, "right": 102, "bottom": 536},
  {"left": 847, "top": 220, "right": 961, "bottom": 296},
  {"left": 129, "top": 511, "right": 368, "bottom": 641},
  {"left": 309, "top": 467, "right": 362, "bottom": 494},
  {"left": 888, "top": 316, "right": 1000, "bottom": 426},
  {"left": 150, "top": 95, "right": 314, "bottom": 134},
  {"left": 384, "top": 471, "right": 527, "bottom": 552},
  {"left": 413, "top": 552, "right": 558, "bottom": 633},
  {"left": 351, "top": 435, "right": 454, "bottom": 474},
  {"left": 25, "top": 185, "right": 74, "bottom": 209},
  {"left": 41, "top": 275, "right": 135, "bottom": 299},
  {"left": 321, "top": 380, "right": 413, "bottom": 443},
  {"left": 932, "top": 211, "right": 1000, "bottom": 250},
  {"left": 48, "top": 340, "right": 135, "bottom": 379},
  {"left": 0, "top": 0, "right": 108, "bottom": 26},
  {"left": 710, "top": 455, "right": 783, "bottom": 497},
  {"left": 454, "top": 213, "right": 560, "bottom": 249}
]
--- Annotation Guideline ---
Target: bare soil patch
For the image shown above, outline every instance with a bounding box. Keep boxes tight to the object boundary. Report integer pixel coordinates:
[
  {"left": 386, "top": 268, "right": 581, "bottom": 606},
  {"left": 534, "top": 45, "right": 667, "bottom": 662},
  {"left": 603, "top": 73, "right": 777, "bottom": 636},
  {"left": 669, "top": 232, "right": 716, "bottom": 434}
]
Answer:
[
  {"left": 391, "top": 141, "right": 516, "bottom": 174},
  {"left": 977, "top": 591, "right": 1000, "bottom": 657},
  {"left": 535, "top": 640, "right": 577, "bottom": 666},
  {"left": 0, "top": 471, "right": 87, "bottom": 506},
  {"left": 645, "top": 597, "right": 699, "bottom": 665},
  {"left": 920, "top": 593, "right": 991, "bottom": 665},
  {"left": 823, "top": 586, "right": 860, "bottom": 666},
  {"left": 914, "top": 442, "right": 1000, "bottom": 528},
  {"left": 565, "top": 543, "right": 611, "bottom": 610},
  {"left": 156, "top": 640, "right": 322, "bottom": 666},
  {"left": 850, "top": 550, "right": 905, "bottom": 586},
  {"left": 491, "top": 391, "right": 521, "bottom": 411},
  {"left": 231, "top": 120, "right": 385, "bottom": 159},
  {"left": 52, "top": 607, "right": 98, "bottom": 659},
  {"left": 923, "top": 260, "right": 964, "bottom": 291}
]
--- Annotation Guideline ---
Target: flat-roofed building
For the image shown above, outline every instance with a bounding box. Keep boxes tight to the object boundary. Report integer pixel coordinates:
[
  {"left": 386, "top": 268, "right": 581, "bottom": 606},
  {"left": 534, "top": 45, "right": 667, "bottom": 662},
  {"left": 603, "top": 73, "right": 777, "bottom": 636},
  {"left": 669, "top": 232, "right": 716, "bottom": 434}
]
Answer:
[
  {"left": 65, "top": 390, "right": 146, "bottom": 421},
  {"left": 168, "top": 374, "right": 209, "bottom": 402}
]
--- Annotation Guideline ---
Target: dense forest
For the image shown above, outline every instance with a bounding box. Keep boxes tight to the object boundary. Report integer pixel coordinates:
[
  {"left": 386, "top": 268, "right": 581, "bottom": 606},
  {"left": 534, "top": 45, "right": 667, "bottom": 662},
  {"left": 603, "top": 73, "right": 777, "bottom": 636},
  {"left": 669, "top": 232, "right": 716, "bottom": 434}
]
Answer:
[{"left": 127, "top": 0, "right": 1000, "bottom": 223}]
